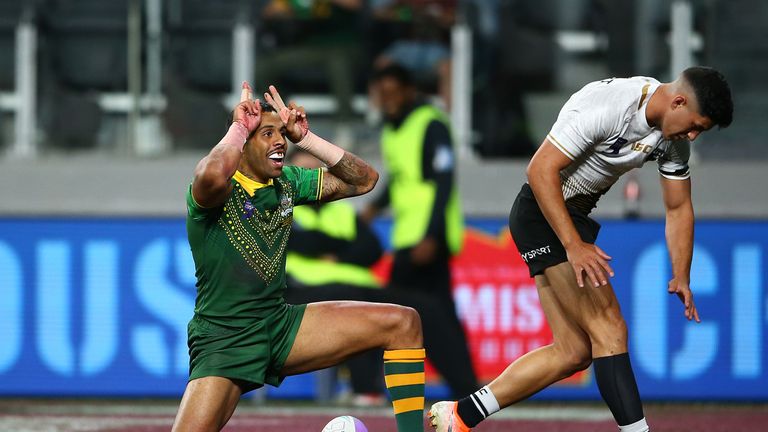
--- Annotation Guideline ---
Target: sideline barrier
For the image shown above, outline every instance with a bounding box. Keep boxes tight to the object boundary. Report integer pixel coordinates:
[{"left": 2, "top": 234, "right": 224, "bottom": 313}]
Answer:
[{"left": 0, "top": 218, "right": 765, "bottom": 400}]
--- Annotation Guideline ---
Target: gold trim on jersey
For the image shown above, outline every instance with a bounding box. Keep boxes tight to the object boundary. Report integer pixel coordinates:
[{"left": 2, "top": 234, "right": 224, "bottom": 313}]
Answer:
[
  {"left": 637, "top": 83, "right": 650, "bottom": 110},
  {"left": 188, "top": 182, "right": 212, "bottom": 209},
  {"left": 218, "top": 179, "right": 294, "bottom": 283},
  {"left": 547, "top": 133, "right": 576, "bottom": 160},
  {"left": 233, "top": 170, "right": 274, "bottom": 196},
  {"left": 317, "top": 168, "right": 324, "bottom": 201}
]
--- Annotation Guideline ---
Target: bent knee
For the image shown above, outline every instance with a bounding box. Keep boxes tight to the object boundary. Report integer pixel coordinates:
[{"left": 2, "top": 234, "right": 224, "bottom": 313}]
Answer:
[
  {"left": 383, "top": 305, "right": 422, "bottom": 347},
  {"left": 396, "top": 305, "right": 422, "bottom": 337}
]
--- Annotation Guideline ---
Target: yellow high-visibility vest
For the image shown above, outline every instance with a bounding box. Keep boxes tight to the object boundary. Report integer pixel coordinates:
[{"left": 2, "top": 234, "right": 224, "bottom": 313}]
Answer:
[
  {"left": 381, "top": 105, "right": 464, "bottom": 254},
  {"left": 286, "top": 203, "right": 380, "bottom": 288}
]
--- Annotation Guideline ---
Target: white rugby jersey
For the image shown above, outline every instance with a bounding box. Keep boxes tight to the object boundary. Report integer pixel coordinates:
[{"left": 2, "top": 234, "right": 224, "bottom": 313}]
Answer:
[{"left": 546, "top": 76, "right": 690, "bottom": 214}]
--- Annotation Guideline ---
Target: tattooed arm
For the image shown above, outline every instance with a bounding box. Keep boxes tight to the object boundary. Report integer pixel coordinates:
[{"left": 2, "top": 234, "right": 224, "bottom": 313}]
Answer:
[{"left": 320, "top": 152, "right": 379, "bottom": 202}]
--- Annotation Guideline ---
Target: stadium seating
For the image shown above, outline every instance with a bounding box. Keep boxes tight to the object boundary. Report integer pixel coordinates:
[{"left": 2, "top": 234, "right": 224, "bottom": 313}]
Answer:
[
  {"left": 165, "top": 0, "right": 254, "bottom": 92},
  {"left": 42, "top": 0, "right": 129, "bottom": 91},
  {"left": 0, "top": 0, "right": 28, "bottom": 91},
  {"left": 162, "top": 0, "right": 254, "bottom": 149},
  {"left": 34, "top": 0, "right": 133, "bottom": 149}
]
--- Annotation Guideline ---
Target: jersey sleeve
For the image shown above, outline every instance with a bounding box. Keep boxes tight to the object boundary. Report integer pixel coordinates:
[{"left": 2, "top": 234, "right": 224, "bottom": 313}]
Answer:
[
  {"left": 547, "top": 90, "right": 620, "bottom": 160},
  {"left": 186, "top": 182, "right": 219, "bottom": 221},
  {"left": 283, "top": 165, "right": 323, "bottom": 205},
  {"left": 657, "top": 140, "right": 691, "bottom": 179}
]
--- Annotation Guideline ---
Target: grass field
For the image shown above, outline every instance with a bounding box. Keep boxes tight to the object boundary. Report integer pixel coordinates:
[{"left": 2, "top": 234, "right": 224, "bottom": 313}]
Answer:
[{"left": 1, "top": 399, "right": 766, "bottom": 431}]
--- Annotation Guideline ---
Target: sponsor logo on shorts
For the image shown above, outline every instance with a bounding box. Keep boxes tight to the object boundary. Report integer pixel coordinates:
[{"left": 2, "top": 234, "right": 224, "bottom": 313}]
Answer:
[{"left": 521, "top": 245, "right": 551, "bottom": 263}]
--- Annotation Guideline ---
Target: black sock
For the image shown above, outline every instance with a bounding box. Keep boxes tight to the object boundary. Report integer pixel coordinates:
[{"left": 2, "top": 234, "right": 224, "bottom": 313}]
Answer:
[
  {"left": 593, "top": 353, "right": 645, "bottom": 426},
  {"left": 456, "top": 396, "right": 485, "bottom": 428}
]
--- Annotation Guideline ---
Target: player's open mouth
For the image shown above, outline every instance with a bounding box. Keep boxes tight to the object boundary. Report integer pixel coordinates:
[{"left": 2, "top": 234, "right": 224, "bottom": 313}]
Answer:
[{"left": 268, "top": 152, "right": 284, "bottom": 167}]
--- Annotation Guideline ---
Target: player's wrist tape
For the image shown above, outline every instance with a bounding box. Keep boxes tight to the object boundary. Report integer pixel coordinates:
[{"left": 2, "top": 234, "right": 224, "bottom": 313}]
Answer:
[
  {"left": 222, "top": 122, "right": 249, "bottom": 153},
  {"left": 295, "top": 131, "right": 345, "bottom": 167}
]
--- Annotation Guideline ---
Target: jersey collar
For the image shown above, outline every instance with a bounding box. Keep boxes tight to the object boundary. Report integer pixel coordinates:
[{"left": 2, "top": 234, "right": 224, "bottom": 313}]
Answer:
[
  {"left": 233, "top": 170, "right": 273, "bottom": 196},
  {"left": 640, "top": 82, "right": 660, "bottom": 131}
]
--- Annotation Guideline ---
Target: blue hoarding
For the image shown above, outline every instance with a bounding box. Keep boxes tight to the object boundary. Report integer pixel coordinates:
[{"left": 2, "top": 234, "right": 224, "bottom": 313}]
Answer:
[{"left": 0, "top": 218, "right": 765, "bottom": 400}]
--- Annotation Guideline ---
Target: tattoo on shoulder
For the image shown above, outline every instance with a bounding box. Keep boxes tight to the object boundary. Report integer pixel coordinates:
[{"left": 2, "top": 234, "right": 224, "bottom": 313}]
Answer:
[{"left": 322, "top": 171, "right": 356, "bottom": 200}]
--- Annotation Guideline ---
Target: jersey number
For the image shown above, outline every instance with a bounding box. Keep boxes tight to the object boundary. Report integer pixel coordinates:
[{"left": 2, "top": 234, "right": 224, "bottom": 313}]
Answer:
[{"left": 604, "top": 137, "right": 628, "bottom": 155}]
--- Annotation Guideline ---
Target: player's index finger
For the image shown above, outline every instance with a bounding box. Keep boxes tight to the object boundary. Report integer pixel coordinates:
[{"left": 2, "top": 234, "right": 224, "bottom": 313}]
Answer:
[{"left": 240, "top": 81, "right": 252, "bottom": 102}]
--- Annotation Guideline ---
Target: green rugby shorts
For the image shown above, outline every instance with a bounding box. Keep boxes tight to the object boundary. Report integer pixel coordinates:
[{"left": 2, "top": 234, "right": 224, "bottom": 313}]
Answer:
[{"left": 187, "top": 303, "right": 306, "bottom": 392}]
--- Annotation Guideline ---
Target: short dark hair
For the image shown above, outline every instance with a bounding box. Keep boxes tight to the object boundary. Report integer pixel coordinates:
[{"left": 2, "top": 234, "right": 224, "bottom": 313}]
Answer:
[
  {"left": 371, "top": 63, "right": 414, "bottom": 87},
  {"left": 682, "top": 66, "right": 733, "bottom": 128},
  {"left": 260, "top": 101, "right": 277, "bottom": 113}
]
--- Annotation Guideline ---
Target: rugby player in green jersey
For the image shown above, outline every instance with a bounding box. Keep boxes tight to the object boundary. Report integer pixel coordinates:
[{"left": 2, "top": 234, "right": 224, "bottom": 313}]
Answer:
[{"left": 172, "top": 82, "right": 427, "bottom": 432}]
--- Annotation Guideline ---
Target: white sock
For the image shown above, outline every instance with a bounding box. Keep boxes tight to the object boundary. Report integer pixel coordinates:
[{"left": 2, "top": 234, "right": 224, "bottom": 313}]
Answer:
[
  {"left": 470, "top": 385, "right": 500, "bottom": 418},
  {"left": 619, "top": 418, "right": 649, "bottom": 432}
]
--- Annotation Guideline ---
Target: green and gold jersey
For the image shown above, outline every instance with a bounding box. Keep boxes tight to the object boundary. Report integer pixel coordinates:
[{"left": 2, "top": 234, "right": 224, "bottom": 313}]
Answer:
[{"left": 186, "top": 166, "right": 323, "bottom": 327}]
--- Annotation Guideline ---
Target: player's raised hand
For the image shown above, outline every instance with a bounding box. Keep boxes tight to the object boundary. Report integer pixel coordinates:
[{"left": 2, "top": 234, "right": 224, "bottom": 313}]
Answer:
[
  {"left": 233, "top": 81, "right": 261, "bottom": 134},
  {"left": 285, "top": 101, "right": 309, "bottom": 142},
  {"left": 263, "top": 84, "right": 289, "bottom": 121},
  {"left": 264, "top": 85, "right": 309, "bottom": 142},
  {"left": 668, "top": 278, "right": 700, "bottom": 322},
  {"left": 566, "top": 240, "right": 614, "bottom": 288}
]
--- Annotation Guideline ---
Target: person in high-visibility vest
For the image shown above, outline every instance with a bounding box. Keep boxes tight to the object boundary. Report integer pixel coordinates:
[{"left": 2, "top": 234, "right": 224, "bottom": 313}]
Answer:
[
  {"left": 285, "top": 149, "right": 387, "bottom": 406},
  {"left": 365, "top": 64, "right": 478, "bottom": 398},
  {"left": 287, "top": 202, "right": 382, "bottom": 289}
]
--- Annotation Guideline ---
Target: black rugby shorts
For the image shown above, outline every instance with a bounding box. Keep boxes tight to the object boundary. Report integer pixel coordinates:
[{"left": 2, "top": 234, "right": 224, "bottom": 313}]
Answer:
[{"left": 509, "top": 183, "right": 601, "bottom": 277}]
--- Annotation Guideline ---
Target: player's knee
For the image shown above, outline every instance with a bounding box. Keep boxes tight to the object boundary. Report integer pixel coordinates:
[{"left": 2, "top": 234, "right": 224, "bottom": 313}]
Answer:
[
  {"left": 397, "top": 305, "right": 422, "bottom": 339},
  {"left": 383, "top": 305, "right": 422, "bottom": 346},
  {"left": 599, "top": 306, "right": 628, "bottom": 338}
]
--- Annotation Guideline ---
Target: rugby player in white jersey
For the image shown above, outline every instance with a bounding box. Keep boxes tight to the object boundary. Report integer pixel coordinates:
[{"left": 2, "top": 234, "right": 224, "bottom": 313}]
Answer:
[{"left": 428, "top": 66, "right": 733, "bottom": 432}]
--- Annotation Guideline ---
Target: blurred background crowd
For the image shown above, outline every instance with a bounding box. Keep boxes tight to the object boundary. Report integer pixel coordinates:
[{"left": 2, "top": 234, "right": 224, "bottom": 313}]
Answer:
[{"left": 0, "top": 0, "right": 764, "bottom": 162}]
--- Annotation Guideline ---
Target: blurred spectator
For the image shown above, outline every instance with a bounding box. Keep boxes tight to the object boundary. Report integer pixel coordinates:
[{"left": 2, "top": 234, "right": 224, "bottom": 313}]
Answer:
[
  {"left": 284, "top": 149, "right": 388, "bottom": 406},
  {"left": 365, "top": 64, "right": 478, "bottom": 398},
  {"left": 285, "top": 148, "right": 484, "bottom": 403},
  {"left": 372, "top": 0, "right": 455, "bottom": 108},
  {"left": 256, "top": 0, "right": 366, "bottom": 147}
]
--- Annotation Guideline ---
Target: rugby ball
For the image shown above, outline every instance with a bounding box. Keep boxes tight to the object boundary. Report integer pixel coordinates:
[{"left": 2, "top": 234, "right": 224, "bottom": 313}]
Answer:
[{"left": 321, "top": 415, "right": 368, "bottom": 432}]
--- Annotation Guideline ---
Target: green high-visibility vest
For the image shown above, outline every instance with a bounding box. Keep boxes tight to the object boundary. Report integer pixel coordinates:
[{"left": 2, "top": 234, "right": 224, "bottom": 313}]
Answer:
[
  {"left": 381, "top": 105, "right": 464, "bottom": 254},
  {"left": 286, "top": 203, "right": 381, "bottom": 288}
]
